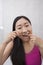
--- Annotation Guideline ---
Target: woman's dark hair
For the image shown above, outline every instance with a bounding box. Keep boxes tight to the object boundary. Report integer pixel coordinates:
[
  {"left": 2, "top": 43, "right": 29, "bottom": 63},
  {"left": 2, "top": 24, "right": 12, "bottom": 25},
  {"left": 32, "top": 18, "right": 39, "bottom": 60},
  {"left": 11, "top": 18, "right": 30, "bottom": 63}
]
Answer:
[{"left": 10, "top": 16, "right": 31, "bottom": 65}]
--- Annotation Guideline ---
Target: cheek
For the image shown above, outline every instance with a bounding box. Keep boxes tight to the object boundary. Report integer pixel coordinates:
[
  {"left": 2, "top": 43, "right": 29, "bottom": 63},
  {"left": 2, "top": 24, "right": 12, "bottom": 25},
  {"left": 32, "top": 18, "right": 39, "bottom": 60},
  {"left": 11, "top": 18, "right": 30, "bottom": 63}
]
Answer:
[
  {"left": 16, "top": 29, "right": 22, "bottom": 36},
  {"left": 27, "top": 27, "right": 32, "bottom": 34}
]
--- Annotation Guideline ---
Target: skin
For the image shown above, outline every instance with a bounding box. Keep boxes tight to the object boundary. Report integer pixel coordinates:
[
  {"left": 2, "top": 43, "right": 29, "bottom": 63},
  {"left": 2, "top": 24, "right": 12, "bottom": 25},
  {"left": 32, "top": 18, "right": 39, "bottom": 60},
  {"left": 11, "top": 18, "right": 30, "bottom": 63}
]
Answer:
[{"left": 0, "top": 18, "right": 43, "bottom": 65}]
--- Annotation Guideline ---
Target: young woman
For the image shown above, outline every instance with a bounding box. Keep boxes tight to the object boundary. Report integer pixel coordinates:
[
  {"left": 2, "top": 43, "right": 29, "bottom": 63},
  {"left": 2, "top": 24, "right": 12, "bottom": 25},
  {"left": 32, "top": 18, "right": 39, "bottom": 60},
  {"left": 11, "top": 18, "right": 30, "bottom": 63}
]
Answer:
[{"left": 0, "top": 16, "right": 43, "bottom": 65}]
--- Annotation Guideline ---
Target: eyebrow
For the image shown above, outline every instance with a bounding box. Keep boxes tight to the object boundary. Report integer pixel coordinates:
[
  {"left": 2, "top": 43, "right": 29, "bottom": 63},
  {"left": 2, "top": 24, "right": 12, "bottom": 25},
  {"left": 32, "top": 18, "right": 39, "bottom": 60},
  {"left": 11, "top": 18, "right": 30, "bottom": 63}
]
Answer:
[{"left": 17, "top": 22, "right": 28, "bottom": 27}]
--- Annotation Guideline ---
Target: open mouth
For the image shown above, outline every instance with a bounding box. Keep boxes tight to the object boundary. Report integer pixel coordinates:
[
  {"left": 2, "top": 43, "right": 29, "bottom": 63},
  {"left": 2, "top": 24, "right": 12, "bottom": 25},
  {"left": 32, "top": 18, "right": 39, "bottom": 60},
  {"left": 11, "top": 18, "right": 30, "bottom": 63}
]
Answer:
[{"left": 22, "top": 35, "right": 29, "bottom": 38}]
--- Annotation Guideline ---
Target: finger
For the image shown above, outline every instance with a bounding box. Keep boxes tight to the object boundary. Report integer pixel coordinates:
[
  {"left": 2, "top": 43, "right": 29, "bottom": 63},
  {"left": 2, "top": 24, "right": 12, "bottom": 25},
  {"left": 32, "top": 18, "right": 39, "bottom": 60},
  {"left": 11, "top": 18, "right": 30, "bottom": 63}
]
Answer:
[
  {"left": 12, "top": 31, "right": 18, "bottom": 37},
  {"left": 15, "top": 30, "right": 20, "bottom": 36},
  {"left": 28, "top": 34, "right": 32, "bottom": 37}
]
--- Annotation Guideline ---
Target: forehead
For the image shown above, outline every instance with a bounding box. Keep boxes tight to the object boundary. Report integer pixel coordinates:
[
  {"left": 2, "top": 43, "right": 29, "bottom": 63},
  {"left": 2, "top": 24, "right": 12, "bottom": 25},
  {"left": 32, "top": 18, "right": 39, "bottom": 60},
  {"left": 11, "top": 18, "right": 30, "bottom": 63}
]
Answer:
[{"left": 16, "top": 18, "right": 30, "bottom": 27}]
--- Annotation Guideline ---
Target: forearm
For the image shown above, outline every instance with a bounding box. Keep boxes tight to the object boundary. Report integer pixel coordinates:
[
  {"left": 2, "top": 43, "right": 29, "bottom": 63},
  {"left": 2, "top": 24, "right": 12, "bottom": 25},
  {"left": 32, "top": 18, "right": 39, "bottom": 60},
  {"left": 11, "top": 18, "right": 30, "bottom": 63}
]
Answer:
[
  {"left": 1, "top": 41, "right": 13, "bottom": 64},
  {"left": 0, "top": 37, "right": 12, "bottom": 62},
  {"left": 0, "top": 38, "right": 12, "bottom": 53},
  {"left": 0, "top": 42, "right": 7, "bottom": 65}
]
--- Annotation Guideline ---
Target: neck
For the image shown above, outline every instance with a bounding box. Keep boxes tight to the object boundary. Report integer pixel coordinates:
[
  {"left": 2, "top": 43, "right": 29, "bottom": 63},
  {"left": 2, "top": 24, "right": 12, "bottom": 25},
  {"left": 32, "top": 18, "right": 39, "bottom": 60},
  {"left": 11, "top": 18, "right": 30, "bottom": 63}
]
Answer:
[
  {"left": 23, "top": 40, "right": 34, "bottom": 48},
  {"left": 23, "top": 40, "right": 31, "bottom": 47}
]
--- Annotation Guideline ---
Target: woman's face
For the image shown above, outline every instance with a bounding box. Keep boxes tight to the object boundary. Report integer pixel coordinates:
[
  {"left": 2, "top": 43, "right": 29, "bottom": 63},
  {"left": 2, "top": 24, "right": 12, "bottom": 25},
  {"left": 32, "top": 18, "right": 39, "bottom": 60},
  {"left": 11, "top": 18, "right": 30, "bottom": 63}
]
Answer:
[{"left": 15, "top": 18, "right": 32, "bottom": 42}]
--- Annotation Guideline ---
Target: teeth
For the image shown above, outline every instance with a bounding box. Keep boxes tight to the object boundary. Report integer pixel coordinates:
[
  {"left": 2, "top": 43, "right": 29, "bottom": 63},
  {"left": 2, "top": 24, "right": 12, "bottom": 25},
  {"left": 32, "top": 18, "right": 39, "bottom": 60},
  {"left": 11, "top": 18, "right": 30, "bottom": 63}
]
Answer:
[{"left": 22, "top": 35, "right": 28, "bottom": 37}]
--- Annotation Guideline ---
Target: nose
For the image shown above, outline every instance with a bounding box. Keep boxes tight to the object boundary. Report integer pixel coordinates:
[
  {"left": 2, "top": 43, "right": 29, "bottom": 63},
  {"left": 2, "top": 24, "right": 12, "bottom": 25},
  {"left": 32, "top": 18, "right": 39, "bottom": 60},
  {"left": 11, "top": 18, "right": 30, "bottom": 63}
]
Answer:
[
  {"left": 22, "top": 27, "right": 27, "bottom": 33},
  {"left": 21, "top": 27, "right": 31, "bottom": 34}
]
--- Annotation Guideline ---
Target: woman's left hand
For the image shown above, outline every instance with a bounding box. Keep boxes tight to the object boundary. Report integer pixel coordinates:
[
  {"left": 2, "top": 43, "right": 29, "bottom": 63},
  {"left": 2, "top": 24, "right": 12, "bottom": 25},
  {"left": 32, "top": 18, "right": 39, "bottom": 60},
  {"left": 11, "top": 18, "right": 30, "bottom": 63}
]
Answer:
[{"left": 29, "top": 34, "right": 37, "bottom": 44}]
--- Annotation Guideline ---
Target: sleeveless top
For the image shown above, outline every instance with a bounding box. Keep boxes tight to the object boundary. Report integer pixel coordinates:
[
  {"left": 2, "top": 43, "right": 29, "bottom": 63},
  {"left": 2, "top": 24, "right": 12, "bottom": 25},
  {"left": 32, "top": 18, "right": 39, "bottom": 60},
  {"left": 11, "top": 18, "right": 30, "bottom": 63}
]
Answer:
[{"left": 25, "top": 45, "right": 42, "bottom": 65}]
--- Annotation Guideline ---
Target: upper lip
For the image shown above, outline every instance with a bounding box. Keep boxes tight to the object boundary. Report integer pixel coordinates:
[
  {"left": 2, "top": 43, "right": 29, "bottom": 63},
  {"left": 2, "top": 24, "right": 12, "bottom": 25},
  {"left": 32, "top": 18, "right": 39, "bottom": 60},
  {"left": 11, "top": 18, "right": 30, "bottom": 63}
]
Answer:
[{"left": 22, "top": 34, "right": 28, "bottom": 36}]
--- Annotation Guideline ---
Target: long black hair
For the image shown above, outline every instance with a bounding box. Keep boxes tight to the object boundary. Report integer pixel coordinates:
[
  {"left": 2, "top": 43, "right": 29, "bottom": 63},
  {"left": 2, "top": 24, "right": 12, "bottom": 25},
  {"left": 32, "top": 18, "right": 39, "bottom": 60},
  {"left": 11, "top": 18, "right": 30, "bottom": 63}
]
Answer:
[{"left": 10, "top": 16, "right": 31, "bottom": 65}]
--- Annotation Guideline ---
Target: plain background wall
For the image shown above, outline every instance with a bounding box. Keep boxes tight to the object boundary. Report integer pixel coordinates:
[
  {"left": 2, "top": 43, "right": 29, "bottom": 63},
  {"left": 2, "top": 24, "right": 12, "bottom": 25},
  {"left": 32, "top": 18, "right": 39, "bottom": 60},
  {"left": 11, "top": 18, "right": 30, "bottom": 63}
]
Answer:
[
  {"left": 0, "top": 0, "right": 43, "bottom": 65},
  {"left": 0, "top": 0, "right": 4, "bottom": 43}
]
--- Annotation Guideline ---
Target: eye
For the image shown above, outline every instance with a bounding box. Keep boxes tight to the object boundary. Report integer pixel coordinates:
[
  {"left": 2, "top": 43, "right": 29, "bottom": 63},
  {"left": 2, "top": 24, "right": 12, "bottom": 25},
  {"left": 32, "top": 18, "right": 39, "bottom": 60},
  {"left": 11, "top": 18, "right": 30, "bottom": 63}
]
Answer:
[
  {"left": 17, "top": 27, "right": 22, "bottom": 29},
  {"left": 25, "top": 25, "right": 29, "bottom": 27}
]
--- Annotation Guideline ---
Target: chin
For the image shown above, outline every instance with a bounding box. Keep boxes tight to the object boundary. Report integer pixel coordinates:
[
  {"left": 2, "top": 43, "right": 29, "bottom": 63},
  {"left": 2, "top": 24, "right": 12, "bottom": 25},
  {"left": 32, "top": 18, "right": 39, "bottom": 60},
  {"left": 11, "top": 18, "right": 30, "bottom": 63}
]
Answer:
[{"left": 22, "top": 39, "right": 29, "bottom": 42}]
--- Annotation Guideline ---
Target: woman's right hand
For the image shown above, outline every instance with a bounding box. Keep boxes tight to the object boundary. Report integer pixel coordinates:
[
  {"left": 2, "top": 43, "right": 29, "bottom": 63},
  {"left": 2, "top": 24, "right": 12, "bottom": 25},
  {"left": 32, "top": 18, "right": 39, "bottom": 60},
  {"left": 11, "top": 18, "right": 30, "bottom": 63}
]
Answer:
[{"left": 5, "top": 31, "right": 18, "bottom": 44}]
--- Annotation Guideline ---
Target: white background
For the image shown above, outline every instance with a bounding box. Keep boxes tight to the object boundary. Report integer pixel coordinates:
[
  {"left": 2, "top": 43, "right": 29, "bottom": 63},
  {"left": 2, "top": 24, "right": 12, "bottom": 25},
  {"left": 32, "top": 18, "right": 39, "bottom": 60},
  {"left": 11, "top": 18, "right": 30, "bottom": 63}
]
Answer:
[{"left": 0, "top": 0, "right": 43, "bottom": 65}]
